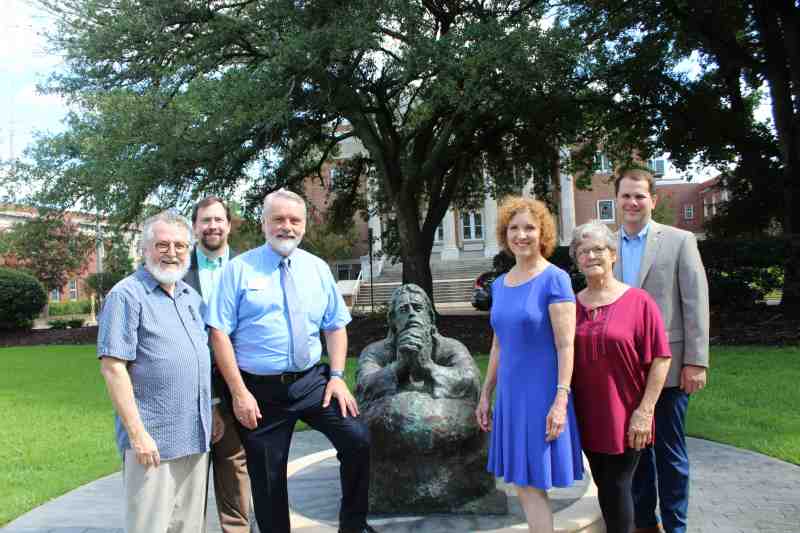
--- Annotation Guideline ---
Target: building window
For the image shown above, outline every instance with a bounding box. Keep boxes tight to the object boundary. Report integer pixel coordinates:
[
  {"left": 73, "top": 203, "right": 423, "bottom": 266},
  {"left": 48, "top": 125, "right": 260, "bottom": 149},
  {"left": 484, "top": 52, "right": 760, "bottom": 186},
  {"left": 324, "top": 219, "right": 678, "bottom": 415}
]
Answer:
[
  {"left": 704, "top": 200, "right": 711, "bottom": 218},
  {"left": 648, "top": 157, "right": 666, "bottom": 176},
  {"left": 597, "top": 200, "right": 615, "bottom": 223},
  {"left": 684, "top": 205, "right": 694, "bottom": 220},
  {"left": 434, "top": 224, "right": 444, "bottom": 242},
  {"left": 461, "top": 211, "right": 483, "bottom": 240},
  {"left": 594, "top": 152, "right": 612, "bottom": 173},
  {"left": 50, "top": 288, "right": 61, "bottom": 302},
  {"left": 68, "top": 279, "right": 79, "bottom": 301}
]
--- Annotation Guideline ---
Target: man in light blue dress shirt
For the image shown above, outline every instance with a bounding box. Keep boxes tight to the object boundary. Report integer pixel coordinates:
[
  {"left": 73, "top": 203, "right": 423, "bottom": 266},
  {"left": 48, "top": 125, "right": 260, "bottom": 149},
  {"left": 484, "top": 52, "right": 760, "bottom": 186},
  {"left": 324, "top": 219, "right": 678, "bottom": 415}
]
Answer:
[{"left": 206, "top": 189, "right": 376, "bottom": 533}]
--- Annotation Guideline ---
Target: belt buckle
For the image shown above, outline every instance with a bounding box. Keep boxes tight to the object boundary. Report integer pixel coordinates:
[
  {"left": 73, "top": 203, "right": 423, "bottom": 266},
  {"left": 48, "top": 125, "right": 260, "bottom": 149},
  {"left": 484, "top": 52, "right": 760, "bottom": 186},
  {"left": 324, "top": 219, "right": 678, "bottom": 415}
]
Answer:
[{"left": 280, "top": 373, "right": 296, "bottom": 385}]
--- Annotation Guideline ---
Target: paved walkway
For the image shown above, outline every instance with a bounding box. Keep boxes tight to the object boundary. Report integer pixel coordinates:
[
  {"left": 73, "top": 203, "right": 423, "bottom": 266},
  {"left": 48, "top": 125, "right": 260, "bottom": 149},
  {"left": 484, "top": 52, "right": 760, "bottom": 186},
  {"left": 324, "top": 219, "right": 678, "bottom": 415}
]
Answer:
[{"left": 4, "top": 433, "right": 799, "bottom": 533}]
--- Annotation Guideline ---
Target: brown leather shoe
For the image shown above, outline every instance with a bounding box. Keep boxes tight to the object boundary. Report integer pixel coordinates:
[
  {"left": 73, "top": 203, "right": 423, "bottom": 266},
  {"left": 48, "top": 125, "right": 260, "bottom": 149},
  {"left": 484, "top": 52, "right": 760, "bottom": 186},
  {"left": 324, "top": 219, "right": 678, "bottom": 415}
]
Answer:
[{"left": 633, "top": 527, "right": 664, "bottom": 533}]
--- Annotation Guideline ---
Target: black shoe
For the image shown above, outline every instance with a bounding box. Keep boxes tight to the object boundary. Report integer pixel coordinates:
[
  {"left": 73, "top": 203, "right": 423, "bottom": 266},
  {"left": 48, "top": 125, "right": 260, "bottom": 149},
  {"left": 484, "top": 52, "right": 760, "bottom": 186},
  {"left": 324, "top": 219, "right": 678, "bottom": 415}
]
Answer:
[{"left": 338, "top": 525, "right": 378, "bottom": 533}]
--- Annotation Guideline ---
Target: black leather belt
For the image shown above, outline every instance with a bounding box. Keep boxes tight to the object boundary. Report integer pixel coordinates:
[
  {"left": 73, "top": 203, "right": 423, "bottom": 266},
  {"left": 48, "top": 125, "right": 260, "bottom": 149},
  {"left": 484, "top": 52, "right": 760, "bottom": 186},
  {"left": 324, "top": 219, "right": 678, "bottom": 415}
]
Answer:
[{"left": 242, "top": 366, "right": 315, "bottom": 385}]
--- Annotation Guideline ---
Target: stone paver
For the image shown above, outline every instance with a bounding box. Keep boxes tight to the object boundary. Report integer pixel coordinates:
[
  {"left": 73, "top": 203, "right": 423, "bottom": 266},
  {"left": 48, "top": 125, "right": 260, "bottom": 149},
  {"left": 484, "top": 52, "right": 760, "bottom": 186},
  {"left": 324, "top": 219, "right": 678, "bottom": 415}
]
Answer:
[{"left": 4, "top": 435, "right": 799, "bottom": 532}]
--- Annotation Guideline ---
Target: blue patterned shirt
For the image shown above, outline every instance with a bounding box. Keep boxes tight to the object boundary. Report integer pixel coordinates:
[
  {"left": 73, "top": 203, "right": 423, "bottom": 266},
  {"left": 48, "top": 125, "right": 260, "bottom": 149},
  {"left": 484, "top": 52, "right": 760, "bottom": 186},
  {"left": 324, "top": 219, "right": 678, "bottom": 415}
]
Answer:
[
  {"left": 97, "top": 267, "right": 212, "bottom": 461},
  {"left": 205, "top": 244, "right": 351, "bottom": 374}
]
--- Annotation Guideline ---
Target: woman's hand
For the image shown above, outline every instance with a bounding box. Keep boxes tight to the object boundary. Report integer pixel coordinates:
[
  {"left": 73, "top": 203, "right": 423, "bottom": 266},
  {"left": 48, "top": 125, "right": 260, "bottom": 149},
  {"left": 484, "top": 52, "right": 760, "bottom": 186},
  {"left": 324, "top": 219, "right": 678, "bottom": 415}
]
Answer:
[
  {"left": 545, "top": 392, "right": 568, "bottom": 442},
  {"left": 627, "top": 406, "right": 654, "bottom": 450},
  {"left": 476, "top": 392, "right": 493, "bottom": 432}
]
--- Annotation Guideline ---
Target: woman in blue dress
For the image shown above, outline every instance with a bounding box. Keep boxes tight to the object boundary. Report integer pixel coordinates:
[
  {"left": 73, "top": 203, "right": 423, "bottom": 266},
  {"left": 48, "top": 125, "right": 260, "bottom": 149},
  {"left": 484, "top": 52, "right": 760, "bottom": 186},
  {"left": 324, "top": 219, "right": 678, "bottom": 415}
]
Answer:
[{"left": 476, "top": 196, "right": 583, "bottom": 532}]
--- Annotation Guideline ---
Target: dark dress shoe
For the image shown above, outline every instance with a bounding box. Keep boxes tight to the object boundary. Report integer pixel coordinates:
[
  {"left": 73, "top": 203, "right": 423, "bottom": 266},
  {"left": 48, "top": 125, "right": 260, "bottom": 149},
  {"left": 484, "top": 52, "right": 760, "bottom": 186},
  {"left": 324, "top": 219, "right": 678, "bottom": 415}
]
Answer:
[{"left": 338, "top": 525, "right": 378, "bottom": 533}]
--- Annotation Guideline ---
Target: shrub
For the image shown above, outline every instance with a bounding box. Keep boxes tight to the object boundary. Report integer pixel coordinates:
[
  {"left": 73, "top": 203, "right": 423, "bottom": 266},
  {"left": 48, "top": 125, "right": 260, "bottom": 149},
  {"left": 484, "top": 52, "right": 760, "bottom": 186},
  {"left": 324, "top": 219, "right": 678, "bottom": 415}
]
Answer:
[
  {"left": 68, "top": 318, "right": 85, "bottom": 328},
  {"left": 698, "top": 238, "right": 785, "bottom": 308},
  {"left": 0, "top": 267, "right": 48, "bottom": 330},
  {"left": 48, "top": 319, "right": 70, "bottom": 330},
  {"left": 48, "top": 299, "right": 92, "bottom": 316}
]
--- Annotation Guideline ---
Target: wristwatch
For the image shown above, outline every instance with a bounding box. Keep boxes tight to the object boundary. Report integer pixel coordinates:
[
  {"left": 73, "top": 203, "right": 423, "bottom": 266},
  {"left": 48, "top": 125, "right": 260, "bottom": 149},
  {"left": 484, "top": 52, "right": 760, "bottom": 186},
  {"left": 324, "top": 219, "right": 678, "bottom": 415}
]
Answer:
[{"left": 330, "top": 369, "right": 346, "bottom": 380}]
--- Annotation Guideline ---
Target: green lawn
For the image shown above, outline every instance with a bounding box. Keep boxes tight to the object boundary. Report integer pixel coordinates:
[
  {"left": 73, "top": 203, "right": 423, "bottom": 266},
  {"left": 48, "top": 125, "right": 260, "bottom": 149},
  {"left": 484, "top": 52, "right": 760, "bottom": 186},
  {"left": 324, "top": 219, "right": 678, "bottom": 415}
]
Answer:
[
  {"left": 1, "top": 344, "right": 798, "bottom": 525},
  {"left": 0, "top": 345, "right": 119, "bottom": 526}
]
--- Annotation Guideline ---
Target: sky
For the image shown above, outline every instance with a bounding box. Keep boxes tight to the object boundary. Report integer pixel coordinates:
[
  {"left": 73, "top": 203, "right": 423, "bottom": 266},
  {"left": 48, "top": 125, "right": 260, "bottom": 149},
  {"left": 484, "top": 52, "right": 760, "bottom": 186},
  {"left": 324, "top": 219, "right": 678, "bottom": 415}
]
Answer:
[{"left": 0, "top": 0, "right": 68, "bottom": 162}]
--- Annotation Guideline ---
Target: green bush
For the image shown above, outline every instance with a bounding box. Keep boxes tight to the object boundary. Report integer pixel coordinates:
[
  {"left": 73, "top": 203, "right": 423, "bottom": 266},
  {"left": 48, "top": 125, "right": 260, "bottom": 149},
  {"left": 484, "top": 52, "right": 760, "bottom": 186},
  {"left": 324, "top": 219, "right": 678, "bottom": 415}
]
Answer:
[
  {"left": 67, "top": 319, "right": 85, "bottom": 328},
  {"left": 48, "top": 299, "right": 92, "bottom": 317},
  {"left": 48, "top": 319, "right": 70, "bottom": 330},
  {"left": 0, "top": 267, "right": 48, "bottom": 330},
  {"left": 698, "top": 239, "right": 785, "bottom": 308}
]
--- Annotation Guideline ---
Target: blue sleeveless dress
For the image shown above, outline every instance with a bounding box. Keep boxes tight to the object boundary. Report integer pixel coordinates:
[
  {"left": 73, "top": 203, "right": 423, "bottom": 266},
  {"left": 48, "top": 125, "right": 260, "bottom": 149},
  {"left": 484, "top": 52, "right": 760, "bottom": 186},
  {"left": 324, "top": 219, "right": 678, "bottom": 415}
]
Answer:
[{"left": 487, "top": 265, "right": 584, "bottom": 489}]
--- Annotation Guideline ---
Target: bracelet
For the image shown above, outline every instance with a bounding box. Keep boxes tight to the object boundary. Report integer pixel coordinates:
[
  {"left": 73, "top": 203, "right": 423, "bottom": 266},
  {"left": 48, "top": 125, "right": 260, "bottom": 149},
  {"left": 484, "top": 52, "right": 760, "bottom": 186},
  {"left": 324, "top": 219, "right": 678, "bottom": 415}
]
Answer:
[
  {"left": 330, "top": 369, "right": 346, "bottom": 380},
  {"left": 556, "top": 384, "right": 571, "bottom": 394}
]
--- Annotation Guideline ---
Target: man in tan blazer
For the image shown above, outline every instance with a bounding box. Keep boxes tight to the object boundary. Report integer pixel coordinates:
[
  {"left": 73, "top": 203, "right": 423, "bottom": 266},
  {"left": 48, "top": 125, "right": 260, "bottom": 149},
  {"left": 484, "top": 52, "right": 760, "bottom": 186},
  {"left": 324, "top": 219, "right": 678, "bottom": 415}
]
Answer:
[{"left": 612, "top": 168, "right": 710, "bottom": 533}]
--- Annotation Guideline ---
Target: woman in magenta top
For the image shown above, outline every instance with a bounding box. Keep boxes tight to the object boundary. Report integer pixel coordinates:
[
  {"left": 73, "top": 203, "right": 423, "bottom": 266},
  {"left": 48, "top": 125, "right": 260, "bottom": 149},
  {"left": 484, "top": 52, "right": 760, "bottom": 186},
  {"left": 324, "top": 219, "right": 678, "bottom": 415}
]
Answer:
[{"left": 569, "top": 220, "right": 671, "bottom": 533}]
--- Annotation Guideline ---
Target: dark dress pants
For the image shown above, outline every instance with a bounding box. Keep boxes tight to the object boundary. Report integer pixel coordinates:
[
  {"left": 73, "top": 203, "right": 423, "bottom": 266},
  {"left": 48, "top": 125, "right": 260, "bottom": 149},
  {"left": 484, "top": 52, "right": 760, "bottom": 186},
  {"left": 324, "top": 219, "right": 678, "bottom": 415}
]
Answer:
[
  {"left": 585, "top": 448, "right": 642, "bottom": 533},
  {"left": 237, "top": 365, "right": 371, "bottom": 533},
  {"left": 632, "top": 387, "right": 690, "bottom": 533}
]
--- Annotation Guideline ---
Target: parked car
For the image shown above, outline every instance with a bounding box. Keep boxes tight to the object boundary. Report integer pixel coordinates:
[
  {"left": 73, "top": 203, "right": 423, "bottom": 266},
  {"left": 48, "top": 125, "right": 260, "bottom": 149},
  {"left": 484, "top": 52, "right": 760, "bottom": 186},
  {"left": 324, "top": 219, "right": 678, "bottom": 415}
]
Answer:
[
  {"left": 471, "top": 271, "right": 496, "bottom": 311},
  {"left": 472, "top": 251, "right": 516, "bottom": 311}
]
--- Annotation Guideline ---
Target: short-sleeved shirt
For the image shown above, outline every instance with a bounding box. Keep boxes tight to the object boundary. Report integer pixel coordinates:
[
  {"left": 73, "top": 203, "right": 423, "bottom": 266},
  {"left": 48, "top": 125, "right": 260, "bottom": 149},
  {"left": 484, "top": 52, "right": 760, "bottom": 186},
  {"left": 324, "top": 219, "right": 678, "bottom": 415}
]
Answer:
[
  {"left": 97, "top": 267, "right": 212, "bottom": 461},
  {"left": 204, "top": 244, "right": 351, "bottom": 375},
  {"left": 573, "top": 288, "right": 671, "bottom": 454}
]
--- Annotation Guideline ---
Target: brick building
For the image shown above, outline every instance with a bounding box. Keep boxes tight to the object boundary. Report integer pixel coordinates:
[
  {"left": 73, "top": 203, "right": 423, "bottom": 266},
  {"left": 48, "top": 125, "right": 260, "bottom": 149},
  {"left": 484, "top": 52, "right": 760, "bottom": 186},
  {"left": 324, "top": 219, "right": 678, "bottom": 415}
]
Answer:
[{"left": 0, "top": 205, "right": 107, "bottom": 302}]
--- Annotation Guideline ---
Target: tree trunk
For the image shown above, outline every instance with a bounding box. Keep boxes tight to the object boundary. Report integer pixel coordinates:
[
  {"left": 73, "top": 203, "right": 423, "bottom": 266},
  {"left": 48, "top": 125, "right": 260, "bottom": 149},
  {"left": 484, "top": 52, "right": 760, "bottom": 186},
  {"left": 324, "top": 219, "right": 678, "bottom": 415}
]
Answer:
[
  {"left": 779, "top": 151, "right": 800, "bottom": 317},
  {"left": 401, "top": 248, "right": 435, "bottom": 307}
]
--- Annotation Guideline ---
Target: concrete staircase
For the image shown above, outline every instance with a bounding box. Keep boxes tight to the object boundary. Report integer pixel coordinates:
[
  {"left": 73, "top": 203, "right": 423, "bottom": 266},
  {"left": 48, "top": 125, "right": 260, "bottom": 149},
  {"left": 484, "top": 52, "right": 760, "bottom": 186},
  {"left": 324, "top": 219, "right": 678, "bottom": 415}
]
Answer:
[{"left": 354, "top": 257, "right": 493, "bottom": 309}]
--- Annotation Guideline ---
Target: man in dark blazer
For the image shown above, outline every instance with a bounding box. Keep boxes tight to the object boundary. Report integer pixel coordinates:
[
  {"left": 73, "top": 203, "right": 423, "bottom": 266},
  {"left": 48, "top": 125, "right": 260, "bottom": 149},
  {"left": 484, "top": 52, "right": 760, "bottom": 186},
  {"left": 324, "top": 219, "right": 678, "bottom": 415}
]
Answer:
[
  {"left": 185, "top": 196, "right": 251, "bottom": 533},
  {"left": 613, "top": 168, "right": 710, "bottom": 533}
]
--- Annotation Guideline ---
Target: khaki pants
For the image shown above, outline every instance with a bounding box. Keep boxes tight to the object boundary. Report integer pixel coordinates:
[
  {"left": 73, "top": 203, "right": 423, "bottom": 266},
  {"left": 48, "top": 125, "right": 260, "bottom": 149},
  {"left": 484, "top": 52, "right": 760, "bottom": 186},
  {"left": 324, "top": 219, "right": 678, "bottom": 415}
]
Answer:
[{"left": 123, "top": 449, "right": 209, "bottom": 533}]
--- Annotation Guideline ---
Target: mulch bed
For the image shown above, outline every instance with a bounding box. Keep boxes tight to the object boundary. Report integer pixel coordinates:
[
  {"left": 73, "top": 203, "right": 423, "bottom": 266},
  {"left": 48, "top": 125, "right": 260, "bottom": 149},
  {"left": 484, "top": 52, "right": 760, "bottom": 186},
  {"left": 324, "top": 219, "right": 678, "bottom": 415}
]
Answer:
[{"left": 1, "top": 307, "right": 796, "bottom": 351}]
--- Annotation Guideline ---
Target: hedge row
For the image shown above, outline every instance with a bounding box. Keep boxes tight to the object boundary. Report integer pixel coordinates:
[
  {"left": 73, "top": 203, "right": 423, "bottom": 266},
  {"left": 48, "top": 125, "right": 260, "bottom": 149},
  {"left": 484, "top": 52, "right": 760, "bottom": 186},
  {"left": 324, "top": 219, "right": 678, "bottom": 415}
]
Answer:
[{"left": 49, "top": 299, "right": 92, "bottom": 316}]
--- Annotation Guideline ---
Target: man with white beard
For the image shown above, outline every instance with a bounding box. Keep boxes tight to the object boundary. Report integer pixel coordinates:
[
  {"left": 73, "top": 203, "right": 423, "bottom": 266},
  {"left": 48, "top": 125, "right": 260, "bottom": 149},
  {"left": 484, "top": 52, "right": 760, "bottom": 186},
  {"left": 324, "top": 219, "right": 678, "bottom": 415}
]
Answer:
[
  {"left": 206, "top": 189, "right": 376, "bottom": 533},
  {"left": 97, "top": 210, "right": 223, "bottom": 533}
]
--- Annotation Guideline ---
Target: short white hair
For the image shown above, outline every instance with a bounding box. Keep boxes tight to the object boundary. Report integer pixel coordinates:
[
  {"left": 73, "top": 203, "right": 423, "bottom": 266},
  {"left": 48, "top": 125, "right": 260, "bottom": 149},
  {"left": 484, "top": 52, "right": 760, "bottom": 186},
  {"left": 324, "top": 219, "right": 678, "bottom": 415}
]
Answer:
[
  {"left": 139, "top": 210, "right": 193, "bottom": 256},
  {"left": 569, "top": 220, "right": 618, "bottom": 261},
  {"left": 262, "top": 188, "right": 307, "bottom": 220}
]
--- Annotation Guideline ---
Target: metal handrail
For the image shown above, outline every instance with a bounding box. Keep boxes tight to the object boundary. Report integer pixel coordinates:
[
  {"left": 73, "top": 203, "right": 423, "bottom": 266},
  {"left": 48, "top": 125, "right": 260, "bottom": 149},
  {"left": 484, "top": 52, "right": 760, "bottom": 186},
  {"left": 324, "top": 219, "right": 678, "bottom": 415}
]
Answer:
[{"left": 350, "top": 268, "right": 364, "bottom": 314}]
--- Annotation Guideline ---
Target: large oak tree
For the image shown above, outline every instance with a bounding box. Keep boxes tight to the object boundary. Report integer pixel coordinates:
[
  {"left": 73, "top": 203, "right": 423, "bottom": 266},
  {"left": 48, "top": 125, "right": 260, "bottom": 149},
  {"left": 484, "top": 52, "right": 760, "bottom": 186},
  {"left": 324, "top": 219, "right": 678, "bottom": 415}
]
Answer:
[{"left": 22, "top": 0, "right": 626, "bottom": 301}]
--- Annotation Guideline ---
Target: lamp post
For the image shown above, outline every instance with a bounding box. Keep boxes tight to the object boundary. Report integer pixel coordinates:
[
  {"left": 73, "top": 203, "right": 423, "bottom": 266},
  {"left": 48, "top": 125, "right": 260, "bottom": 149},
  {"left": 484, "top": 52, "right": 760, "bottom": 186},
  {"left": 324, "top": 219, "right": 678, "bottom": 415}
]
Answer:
[{"left": 368, "top": 228, "right": 375, "bottom": 313}]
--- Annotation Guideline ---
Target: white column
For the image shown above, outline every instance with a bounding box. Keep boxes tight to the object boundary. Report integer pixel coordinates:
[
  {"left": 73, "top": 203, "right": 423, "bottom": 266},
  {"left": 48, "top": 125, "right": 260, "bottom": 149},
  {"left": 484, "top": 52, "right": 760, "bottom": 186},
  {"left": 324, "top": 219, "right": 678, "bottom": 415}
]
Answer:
[
  {"left": 440, "top": 209, "right": 460, "bottom": 261},
  {"left": 558, "top": 147, "right": 576, "bottom": 245},
  {"left": 483, "top": 197, "right": 500, "bottom": 257},
  {"left": 361, "top": 183, "right": 384, "bottom": 280},
  {"left": 368, "top": 212, "right": 382, "bottom": 256}
]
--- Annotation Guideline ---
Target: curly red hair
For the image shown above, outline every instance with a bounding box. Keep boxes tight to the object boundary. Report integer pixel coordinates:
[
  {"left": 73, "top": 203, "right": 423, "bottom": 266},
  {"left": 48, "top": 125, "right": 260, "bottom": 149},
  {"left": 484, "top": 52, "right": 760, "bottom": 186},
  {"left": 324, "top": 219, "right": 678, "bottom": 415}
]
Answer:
[{"left": 496, "top": 196, "right": 557, "bottom": 258}]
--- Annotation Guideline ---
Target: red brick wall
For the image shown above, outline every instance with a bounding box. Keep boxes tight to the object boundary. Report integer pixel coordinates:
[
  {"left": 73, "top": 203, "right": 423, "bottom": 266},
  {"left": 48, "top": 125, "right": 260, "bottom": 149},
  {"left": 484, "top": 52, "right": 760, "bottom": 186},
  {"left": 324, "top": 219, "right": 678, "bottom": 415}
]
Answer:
[
  {"left": 572, "top": 172, "right": 620, "bottom": 230},
  {"left": 656, "top": 182, "right": 704, "bottom": 233},
  {"left": 302, "top": 163, "right": 370, "bottom": 258}
]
